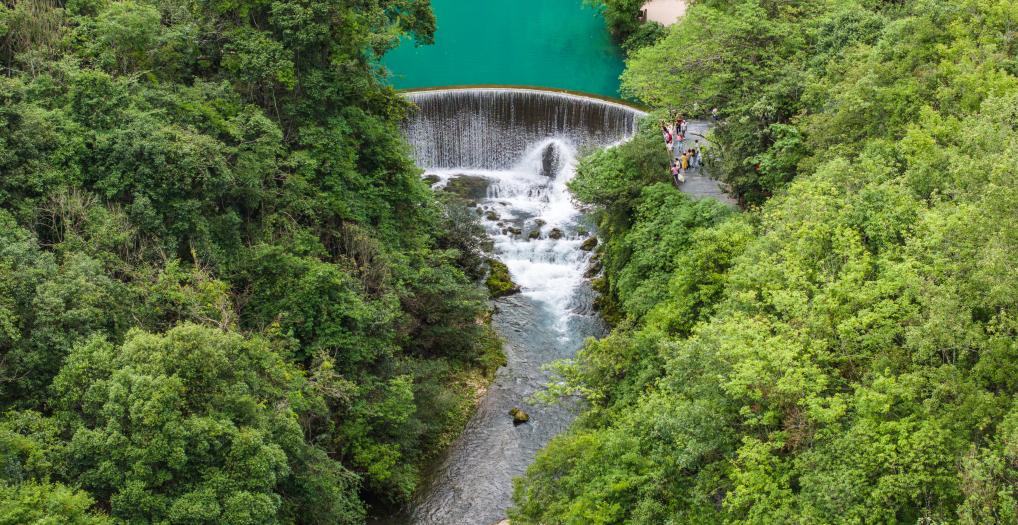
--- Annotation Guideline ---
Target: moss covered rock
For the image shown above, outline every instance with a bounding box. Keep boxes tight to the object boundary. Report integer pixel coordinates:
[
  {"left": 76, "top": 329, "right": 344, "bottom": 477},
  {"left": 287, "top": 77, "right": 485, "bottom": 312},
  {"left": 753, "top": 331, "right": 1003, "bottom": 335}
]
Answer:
[
  {"left": 443, "top": 175, "right": 490, "bottom": 201},
  {"left": 509, "top": 407, "right": 529, "bottom": 425},
  {"left": 485, "top": 259, "right": 520, "bottom": 298}
]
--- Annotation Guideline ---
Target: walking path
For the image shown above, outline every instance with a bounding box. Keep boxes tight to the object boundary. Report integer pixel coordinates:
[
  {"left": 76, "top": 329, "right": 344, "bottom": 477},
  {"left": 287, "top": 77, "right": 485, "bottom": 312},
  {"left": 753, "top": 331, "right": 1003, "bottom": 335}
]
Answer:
[
  {"left": 641, "top": 0, "right": 686, "bottom": 25},
  {"left": 670, "top": 119, "right": 738, "bottom": 207}
]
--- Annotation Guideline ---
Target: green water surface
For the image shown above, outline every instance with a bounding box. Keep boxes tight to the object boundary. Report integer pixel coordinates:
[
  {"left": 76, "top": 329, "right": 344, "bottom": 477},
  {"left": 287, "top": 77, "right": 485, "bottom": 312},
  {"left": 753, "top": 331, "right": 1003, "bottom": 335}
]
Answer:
[{"left": 382, "top": 0, "right": 626, "bottom": 98}]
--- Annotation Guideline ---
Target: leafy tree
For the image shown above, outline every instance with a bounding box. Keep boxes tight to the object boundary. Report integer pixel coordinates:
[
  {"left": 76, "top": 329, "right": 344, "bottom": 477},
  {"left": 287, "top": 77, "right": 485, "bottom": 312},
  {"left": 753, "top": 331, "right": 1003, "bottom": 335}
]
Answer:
[
  {"left": 52, "top": 323, "right": 364, "bottom": 523},
  {"left": 512, "top": 1, "right": 1018, "bottom": 523},
  {"left": 0, "top": 0, "right": 500, "bottom": 519},
  {"left": 0, "top": 481, "right": 112, "bottom": 525}
]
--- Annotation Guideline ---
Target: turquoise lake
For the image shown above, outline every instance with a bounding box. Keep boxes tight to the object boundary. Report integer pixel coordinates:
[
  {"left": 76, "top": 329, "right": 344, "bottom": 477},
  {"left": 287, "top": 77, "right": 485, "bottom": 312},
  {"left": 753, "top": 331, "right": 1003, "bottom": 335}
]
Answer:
[{"left": 382, "top": 0, "right": 626, "bottom": 98}]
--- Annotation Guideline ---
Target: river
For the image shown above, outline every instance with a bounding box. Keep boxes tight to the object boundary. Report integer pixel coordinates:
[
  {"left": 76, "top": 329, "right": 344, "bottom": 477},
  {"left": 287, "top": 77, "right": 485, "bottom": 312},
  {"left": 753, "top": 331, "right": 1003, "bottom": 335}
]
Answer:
[{"left": 388, "top": 88, "right": 643, "bottom": 524}]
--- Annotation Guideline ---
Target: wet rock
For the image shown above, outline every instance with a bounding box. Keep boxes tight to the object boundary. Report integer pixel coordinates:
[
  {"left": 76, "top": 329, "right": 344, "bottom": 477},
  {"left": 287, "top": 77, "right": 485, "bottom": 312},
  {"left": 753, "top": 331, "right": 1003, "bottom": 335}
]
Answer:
[
  {"left": 485, "top": 211, "right": 499, "bottom": 221},
  {"left": 485, "top": 259, "right": 520, "bottom": 298},
  {"left": 580, "top": 236, "right": 598, "bottom": 251},
  {"left": 509, "top": 407, "right": 529, "bottom": 426},
  {"left": 443, "top": 175, "right": 490, "bottom": 201},
  {"left": 584, "top": 259, "right": 603, "bottom": 278},
  {"left": 540, "top": 143, "right": 561, "bottom": 177},
  {"left": 508, "top": 226, "right": 522, "bottom": 235},
  {"left": 548, "top": 228, "right": 564, "bottom": 240},
  {"left": 527, "top": 229, "right": 541, "bottom": 240},
  {"left": 422, "top": 174, "right": 441, "bottom": 185},
  {"left": 533, "top": 218, "right": 546, "bottom": 227}
]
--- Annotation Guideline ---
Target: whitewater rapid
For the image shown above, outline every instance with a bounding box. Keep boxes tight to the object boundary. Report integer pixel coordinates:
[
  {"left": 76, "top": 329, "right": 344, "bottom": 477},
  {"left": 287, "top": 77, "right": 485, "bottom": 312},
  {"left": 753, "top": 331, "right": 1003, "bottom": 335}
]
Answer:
[
  {"left": 396, "top": 88, "right": 643, "bottom": 525},
  {"left": 427, "top": 138, "right": 592, "bottom": 330}
]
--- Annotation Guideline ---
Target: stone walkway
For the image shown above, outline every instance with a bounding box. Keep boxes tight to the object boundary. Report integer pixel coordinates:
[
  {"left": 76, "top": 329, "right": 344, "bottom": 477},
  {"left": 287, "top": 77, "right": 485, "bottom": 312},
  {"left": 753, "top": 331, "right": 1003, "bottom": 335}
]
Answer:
[
  {"left": 670, "top": 119, "right": 738, "bottom": 207},
  {"left": 642, "top": 0, "right": 686, "bottom": 25}
]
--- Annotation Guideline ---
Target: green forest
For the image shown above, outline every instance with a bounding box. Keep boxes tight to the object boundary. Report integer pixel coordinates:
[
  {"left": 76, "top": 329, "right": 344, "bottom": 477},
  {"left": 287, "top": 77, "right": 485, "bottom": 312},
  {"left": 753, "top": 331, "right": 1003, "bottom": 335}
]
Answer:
[
  {"left": 7, "top": 0, "right": 1018, "bottom": 522},
  {"left": 0, "top": 0, "right": 509, "bottom": 522},
  {"left": 511, "top": 0, "right": 1018, "bottom": 523}
]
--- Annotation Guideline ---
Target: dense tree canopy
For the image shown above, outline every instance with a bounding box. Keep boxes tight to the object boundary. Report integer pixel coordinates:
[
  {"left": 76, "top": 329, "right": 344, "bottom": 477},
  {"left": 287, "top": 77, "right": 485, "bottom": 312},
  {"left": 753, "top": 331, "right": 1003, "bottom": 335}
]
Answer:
[
  {"left": 512, "top": 0, "right": 1018, "bottom": 523},
  {"left": 0, "top": 0, "right": 501, "bottom": 522}
]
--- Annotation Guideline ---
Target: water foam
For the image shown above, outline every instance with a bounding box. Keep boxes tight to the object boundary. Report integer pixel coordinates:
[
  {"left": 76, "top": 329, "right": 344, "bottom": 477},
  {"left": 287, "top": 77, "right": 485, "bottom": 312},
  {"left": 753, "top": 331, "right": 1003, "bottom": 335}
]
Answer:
[{"left": 398, "top": 88, "right": 642, "bottom": 525}]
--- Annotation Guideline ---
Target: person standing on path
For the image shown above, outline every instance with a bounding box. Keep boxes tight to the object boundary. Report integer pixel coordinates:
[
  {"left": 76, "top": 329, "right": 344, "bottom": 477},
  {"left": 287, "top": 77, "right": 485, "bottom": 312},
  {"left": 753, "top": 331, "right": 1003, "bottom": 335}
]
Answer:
[{"left": 671, "top": 159, "right": 681, "bottom": 186}]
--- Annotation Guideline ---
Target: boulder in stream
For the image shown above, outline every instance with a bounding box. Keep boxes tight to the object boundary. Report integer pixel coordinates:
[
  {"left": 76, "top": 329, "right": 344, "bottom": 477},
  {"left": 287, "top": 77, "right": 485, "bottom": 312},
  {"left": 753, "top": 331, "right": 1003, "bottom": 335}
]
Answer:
[
  {"left": 548, "top": 228, "right": 564, "bottom": 240},
  {"left": 580, "top": 236, "right": 598, "bottom": 251},
  {"left": 485, "top": 259, "right": 520, "bottom": 298},
  {"left": 527, "top": 229, "right": 541, "bottom": 240},
  {"left": 509, "top": 407, "right": 529, "bottom": 426},
  {"left": 443, "top": 175, "right": 491, "bottom": 201},
  {"left": 540, "top": 143, "right": 561, "bottom": 177}
]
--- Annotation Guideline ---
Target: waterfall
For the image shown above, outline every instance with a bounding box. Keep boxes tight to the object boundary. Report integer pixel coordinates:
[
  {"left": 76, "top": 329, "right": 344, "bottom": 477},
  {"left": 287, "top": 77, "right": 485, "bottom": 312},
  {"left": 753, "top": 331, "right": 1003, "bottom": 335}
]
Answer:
[
  {"left": 403, "top": 88, "right": 643, "bottom": 169},
  {"left": 396, "top": 88, "right": 643, "bottom": 525}
]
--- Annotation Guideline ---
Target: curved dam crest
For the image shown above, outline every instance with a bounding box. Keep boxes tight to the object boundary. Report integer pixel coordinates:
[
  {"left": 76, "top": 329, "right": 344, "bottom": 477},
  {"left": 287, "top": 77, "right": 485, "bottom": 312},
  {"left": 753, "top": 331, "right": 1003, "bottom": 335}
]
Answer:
[{"left": 392, "top": 88, "right": 644, "bottom": 524}]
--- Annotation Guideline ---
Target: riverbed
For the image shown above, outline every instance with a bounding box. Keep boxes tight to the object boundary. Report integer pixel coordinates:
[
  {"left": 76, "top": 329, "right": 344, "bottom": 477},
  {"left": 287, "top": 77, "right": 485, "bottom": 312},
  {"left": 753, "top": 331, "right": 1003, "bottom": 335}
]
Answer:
[{"left": 390, "top": 88, "right": 643, "bottom": 524}]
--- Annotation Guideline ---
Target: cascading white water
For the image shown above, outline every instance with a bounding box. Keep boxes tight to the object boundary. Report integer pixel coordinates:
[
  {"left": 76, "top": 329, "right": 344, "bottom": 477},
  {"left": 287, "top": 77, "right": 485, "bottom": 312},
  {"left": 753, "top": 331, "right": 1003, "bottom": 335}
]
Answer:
[
  {"left": 397, "top": 88, "right": 644, "bottom": 525},
  {"left": 429, "top": 138, "right": 589, "bottom": 334},
  {"left": 404, "top": 88, "right": 641, "bottom": 169}
]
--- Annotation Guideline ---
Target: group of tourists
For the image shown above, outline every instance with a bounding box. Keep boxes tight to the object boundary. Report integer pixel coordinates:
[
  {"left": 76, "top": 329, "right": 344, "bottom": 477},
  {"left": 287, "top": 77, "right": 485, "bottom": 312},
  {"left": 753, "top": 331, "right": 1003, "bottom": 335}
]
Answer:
[{"left": 661, "top": 113, "right": 706, "bottom": 187}]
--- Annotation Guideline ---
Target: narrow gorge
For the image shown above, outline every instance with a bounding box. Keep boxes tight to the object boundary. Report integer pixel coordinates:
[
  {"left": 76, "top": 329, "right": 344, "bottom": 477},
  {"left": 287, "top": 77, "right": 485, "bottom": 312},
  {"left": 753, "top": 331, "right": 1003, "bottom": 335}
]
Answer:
[{"left": 398, "top": 88, "right": 642, "bottom": 524}]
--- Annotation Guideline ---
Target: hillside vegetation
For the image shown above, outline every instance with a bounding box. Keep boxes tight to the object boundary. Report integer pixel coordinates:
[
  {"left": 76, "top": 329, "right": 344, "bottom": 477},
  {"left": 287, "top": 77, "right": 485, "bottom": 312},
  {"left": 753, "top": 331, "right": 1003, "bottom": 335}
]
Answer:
[
  {"left": 0, "top": 0, "right": 503, "bottom": 522},
  {"left": 512, "top": 0, "right": 1018, "bottom": 523}
]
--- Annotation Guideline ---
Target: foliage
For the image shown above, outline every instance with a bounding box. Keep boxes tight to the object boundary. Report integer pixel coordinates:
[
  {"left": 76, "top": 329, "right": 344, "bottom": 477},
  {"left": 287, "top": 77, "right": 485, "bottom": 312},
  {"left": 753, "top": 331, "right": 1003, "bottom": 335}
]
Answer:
[
  {"left": 52, "top": 324, "right": 364, "bottom": 523},
  {"left": 620, "top": 22, "right": 666, "bottom": 56},
  {"left": 0, "top": 0, "right": 499, "bottom": 520},
  {"left": 586, "top": 0, "right": 646, "bottom": 41},
  {"left": 512, "top": 0, "right": 1018, "bottom": 523},
  {"left": 0, "top": 481, "right": 112, "bottom": 525}
]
